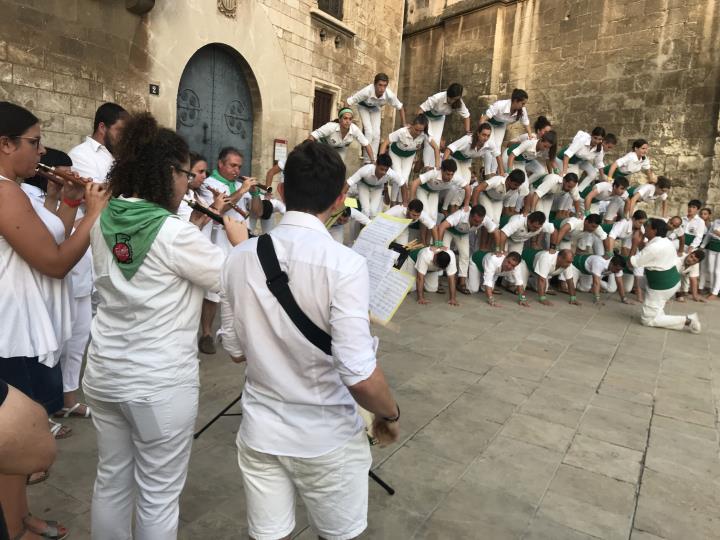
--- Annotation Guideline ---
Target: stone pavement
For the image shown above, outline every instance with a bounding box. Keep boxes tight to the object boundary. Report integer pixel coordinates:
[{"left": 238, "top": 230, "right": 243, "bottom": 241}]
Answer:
[{"left": 30, "top": 291, "right": 720, "bottom": 539}]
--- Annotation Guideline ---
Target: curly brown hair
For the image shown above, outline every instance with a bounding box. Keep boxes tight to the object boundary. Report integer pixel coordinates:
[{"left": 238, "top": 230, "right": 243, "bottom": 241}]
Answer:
[{"left": 107, "top": 112, "right": 189, "bottom": 211}]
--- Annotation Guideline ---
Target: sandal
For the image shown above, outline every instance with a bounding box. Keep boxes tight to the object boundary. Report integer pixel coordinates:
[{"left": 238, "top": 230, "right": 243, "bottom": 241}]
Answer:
[
  {"left": 23, "top": 514, "right": 69, "bottom": 540},
  {"left": 53, "top": 402, "right": 91, "bottom": 418},
  {"left": 457, "top": 285, "right": 472, "bottom": 295},
  {"left": 27, "top": 471, "right": 49, "bottom": 485},
  {"left": 48, "top": 419, "right": 72, "bottom": 440}
]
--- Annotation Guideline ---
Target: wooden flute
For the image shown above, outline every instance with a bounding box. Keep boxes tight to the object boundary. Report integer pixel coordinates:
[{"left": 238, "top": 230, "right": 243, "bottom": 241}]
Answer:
[
  {"left": 183, "top": 198, "right": 224, "bottom": 224},
  {"left": 202, "top": 183, "right": 248, "bottom": 217},
  {"left": 36, "top": 162, "right": 90, "bottom": 187}
]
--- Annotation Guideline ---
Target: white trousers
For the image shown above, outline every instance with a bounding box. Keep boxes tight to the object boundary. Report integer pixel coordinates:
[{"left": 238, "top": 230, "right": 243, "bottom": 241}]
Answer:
[
  {"left": 416, "top": 189, "right": 440, "bottom": 224},
  {"left": 87, "top": 385, "right": 199, "bottom": 540},
  {"left": 485, "top": 124, "right": 507, "bottom": 174},
  {"left": 707, "top": 250, "right": 720, "bottom": 295},
  {"left": 442, "top": 231, "right": 470, "bottom": 277},
  {"left": 357, "top": 106, "right": 381, "bottom": 163},
  {"left": 604, "top": 197, "right": 626, "bottom": 222},
  {"left": 389, "top": 152, "right": 414, "bottom": 203},
  {"left": 60, "top": 295, "right": 92, "bottom": 393},
  {"left": 477, "top": 193, "right": 504, "bottom": 224},
  {"left": 357, "top": 184, "right": 384, "bottom": 219},
  {"left": 641, "top": 284, "right": 685, "bottom": 330},
  {"left": 402, "top": 258, "right": 440, "bottom": 292},
  {"left": 422, "top": 116, "right": 445, "bottom": 167},
  {"left": 468, "top": 261, "right": 482, "bottom": 293}
]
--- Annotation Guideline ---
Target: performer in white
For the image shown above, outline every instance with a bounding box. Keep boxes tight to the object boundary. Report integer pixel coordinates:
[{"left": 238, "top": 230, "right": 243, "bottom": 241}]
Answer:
[
  {"left": 525, "top": 173, "right": 581, "bottom": 219},
  {"left": 479, "top": 89, "right": 532, "bottom": 175},
  {"left": 418, "top": 83, "right": 471, "bottom": 168},
  {"left": 498, "top": 211, "right": 556, "bottom": 254},
  {"left": 309, "top": 107, "right": 374, "bottom": 163},
  {"left": 467, "top": 251, "right": 527, "bottom": 306},
  {"left": 346, "top": 154, "right": 402, "bottom": 218},
  {"left": 700, "top": 216, "right": 720, "bottom": 300},
  {"left": 627, "top": 218, "right": 701, "bottom": 332},
  {"left": 562, "top": 254, "right": 631, "bottom": 304},
  {"left": 408, "top": 159, "right": 465, "bottom": 229},
  {"left": 553, "top": 214, "right": 610, "bottom": 255},
  {"left": 471, "top": 170, "right": 526, "bottom": 224},
  {"left": 384, "top": 199, "right": 438, "bottom": 245},
  {"left": 623, "top": 176, "right": 671, "bottom": 219},
  {"left": 605, "top": 138, "right": 655, "bottom": 183},
  {"left": 582, "top": 177, "right": 629, "bottom": 222},
  {"left": 675, "top": 249, "right": 706, "bottom": 303},
  {"left": 406, "top": 246, "right": 460, "bottom": 306},
  {"left": 682, "top": 199, "right": 707, "bottom": 252},
  {"left": 346, "top": 73, "right": 406, "bottom": 163},
  {"left": 516, "top": 248, "right": 579, "bottom": 306}
]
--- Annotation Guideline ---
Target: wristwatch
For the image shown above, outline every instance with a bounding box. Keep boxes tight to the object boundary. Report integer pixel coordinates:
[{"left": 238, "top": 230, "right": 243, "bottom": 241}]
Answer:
[{"left": 383, "top": 404, "right": 400, "bottom": 423}]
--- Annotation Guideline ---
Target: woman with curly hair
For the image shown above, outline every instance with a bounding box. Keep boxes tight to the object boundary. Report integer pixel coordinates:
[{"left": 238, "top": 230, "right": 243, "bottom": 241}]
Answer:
[{"left": 82, "top": 112, "right": 247, "bottom": 540}]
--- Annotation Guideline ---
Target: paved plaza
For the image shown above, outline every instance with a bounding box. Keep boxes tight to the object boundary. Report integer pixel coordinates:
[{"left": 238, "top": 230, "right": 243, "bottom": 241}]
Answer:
[{"left": 30, "top": 290, "right": 720, "bottom": 539}]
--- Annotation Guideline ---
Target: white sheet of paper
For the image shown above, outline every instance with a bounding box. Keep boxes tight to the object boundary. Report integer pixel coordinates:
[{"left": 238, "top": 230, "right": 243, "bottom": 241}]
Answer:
[
  {"left": 370, "top": 269, "right": 414, "bottom": 324},
  {"left": 354, "top": 213, "right": 410, "bottom": 247}
]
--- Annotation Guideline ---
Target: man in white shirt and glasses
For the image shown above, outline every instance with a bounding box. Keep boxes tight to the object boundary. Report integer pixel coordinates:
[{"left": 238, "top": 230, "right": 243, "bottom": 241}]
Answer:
[{"left": 220, "top": 140, "right": 400, "bottom": 540}]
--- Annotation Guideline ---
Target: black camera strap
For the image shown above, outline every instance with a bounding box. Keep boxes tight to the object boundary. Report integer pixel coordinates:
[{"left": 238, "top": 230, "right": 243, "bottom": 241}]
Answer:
[{"left": 256, "top": 234, "right": 332, "bottom": 356}]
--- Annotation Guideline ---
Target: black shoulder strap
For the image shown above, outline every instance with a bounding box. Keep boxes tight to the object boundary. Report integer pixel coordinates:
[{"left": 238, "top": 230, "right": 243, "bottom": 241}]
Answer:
[{"left": 256, "top": 234, "right": 332, "bottom": 356}]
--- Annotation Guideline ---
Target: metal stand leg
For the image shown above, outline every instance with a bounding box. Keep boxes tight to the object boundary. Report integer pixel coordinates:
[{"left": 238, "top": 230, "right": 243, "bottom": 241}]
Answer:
[
  {"left": 369, "top": 470, "right": 395, "bottom": 495},
  {"left": 193, "top": 393, "right": 243, "bottom": 440}
]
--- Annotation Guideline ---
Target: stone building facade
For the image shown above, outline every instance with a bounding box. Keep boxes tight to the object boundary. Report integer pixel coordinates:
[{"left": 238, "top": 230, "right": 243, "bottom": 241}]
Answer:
[
  {"left": 401, "top": 0, "right": 720, "bottom": 213},
  {"left": 0, "top": 0, "right": 405, "bottom": 176}
]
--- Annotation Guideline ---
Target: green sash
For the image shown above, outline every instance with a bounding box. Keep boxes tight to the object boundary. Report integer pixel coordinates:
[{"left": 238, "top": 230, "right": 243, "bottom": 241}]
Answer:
[
  {"left": 572, "top": 254, "right": 592, "bottom": 275},
  {"left": 472, "top": 250, "right": 491, "bottom": 267},
  {"left": 600, "top": 223, "right": 613, "bottom": 234},
  {"left": 603, "top": 164, "right": 628, "bottom": 178},
  {"left": 451, "top": 150, "right": 472, "bottom": 162},
  {"left": 449, "top": 226, "right": 469, "bottom": 236},
  {"left": 424, "top": 110, "right": 444, "bottom": 119},
  {"left": 521, "top": 248, "right": 542, "bottom": 269},
  {"left": 532, "top": 174, "right": 549, "bottom": 189},
  {"left": 488, "top": 118, "right": 505, "bottom": 127},
  {"left": 557, "top": 145, "right": 580, "bottom": 164},
  {"left": 645, "top": 266, "right": 681, "bottom": 290},
  {"left": 507, "top": 143, "right": 527, "bottom": 162},
  {"left": 409, "top": 248, "right": 423, "bottom": 262},
  {"left": 626, "top": 185, "right": 638, "bottom": 197},
  {"left": 390, "top": 142, "right": 416, "bottom": 158},
  {"left": 706, "top": 238, "right": 720, "bottom": 252},
  {"left": 100, "top": 198, "right": 172, "bottom": 281},
  {"left": 358, "top": 101, "right": 379, "bottom": 109},
  {"left": 683, "top": 233, "right": 695, "bottom": 245},
  {"left": 499, "top": 214, "right": 511, "bottom": 228},
  {"left": 580, "top": 184, "right": 594, "bottom": 199}
]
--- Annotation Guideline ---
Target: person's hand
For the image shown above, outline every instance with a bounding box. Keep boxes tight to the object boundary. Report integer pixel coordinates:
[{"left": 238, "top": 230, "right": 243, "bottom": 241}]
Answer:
[
  {"left": 463, "top": 205, "right": 470, "bottom": 212},
  {"left": 83, "top": 182, "right": 110, "bottom": 217},
  {"left": 238, "top": 178, "right": 258, "bottom": 195},
  {"left": 224, "top": 216, "right": 249, "bottom": 247},
  {"left": 61, "top": 173, "right": 87, "bottom": 200},
  {"left": 189, "top": 210, "right": 211, "bottom": 229},
  {"left": 371, "top": 417, "right": 400, "bottom": 447},
  {"left": 448, "top": 298, "right": 460, "bottom": 306},
  {"left": 46, "top": 177, "right": 62, "bottom": 201},
  {"left": 417, "top": 297, "right": 430, "bottom": 305}
]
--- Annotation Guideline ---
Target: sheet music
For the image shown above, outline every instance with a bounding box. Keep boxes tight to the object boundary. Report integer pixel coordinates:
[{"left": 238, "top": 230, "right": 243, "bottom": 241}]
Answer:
[
  {"left": 370, "top": 269, "right": 414, "bottom": 324},
  {"left": 354, "top": 212, "right": 411, "bottom": 247}
]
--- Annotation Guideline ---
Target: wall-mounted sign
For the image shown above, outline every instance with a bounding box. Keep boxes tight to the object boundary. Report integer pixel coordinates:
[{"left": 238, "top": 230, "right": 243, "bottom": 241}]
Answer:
[{"left": 274, "top": 139, "right": 288, "bottom": 163}]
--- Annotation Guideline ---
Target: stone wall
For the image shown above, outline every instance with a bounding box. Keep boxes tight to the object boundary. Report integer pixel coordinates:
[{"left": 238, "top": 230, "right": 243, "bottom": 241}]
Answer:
[
  {"left": 0, "top": 0, "right": 405, "bottom": 175},
  {"left": 400, "top": 0, "right": 720, "bottom": 214}
]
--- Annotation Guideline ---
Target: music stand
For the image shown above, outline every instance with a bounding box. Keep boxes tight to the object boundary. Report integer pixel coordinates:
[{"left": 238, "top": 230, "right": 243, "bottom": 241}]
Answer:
[{"left": 193, "top": 394, "right": 395, "bottom": 495}]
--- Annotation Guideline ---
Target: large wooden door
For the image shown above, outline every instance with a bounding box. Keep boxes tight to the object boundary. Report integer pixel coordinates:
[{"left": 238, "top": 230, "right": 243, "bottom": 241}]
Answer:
[{"left": 176, "top": 44, "right": 254, "bottom": 176}]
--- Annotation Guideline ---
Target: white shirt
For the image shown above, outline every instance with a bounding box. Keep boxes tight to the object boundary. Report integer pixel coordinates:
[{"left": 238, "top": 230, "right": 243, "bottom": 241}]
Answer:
[
  {"left": 83, "top": 204, "right": 224, "bottom": 402},
  {"left": 220, "top": 212, "right": 376, "bottom": 458},
  {"left": 560, "top": 217, "right": 608, "bottom": 241},
  {"left": 484, "top": 99, "right": 530, "bottom": 126},
  {"left": 418, "top": 169, "right": 462, "bottom": 192},
  {"left": 615, "top": 152, "right": 651, "bottom": 175},
  {"left": 445, "top": 209, "right": 497, "bottom": 234},
  {"left": 481, "top": 175, "right": 514, "bottom": 201},
  {"left": 533, "top": 251, "right": 573, "bottom": 280},
  {"left": 608, "top": 219, "right": 634, "bottom": 240},
  {"left": 592, "top": 181, "right": 628, "bottom": 202},
  {"left": 312, "top": 122, "right": 369, "bottom": 149},
  {"left": 68, "top": 136, "right": 114, "bottom": 183},
  {"left": 534, "top": 174, "right": 580, "bottom": 201},
  {"left": 420, "top": 91, "right": 470, "bottom": 118},
  {"left": 346, "top": 83, "right": 402, "bottom": 109},
  {"left": 1, "top": 180, "right": 72, "bottom": 366},
  {"left": 667, "top": 225, "right": 684, "bottom": 246},
  {"left": 701, "top": 219, "right": 720, "bottom": 247},
  {"left": 582, "top": 255, "right": 622, "bottom": 278},
  {"left": 383, "top": 204, "right": 435, "bottom": 229},
  {"left": 511, "top": 138, "right": 547, "bottom": 162},
  {"left": 388, "top": 127, "right": 428, "bottom": 153},
  {"left": 501, "top": 214, "right": 556, "bottom": 243},
  {"left": 632, "top": 183, "right": 667, "bottom": 203},
  {"left": 564, "top": 131, "right": 604, "bottom": 167},
  {"left": 676, "top": 253, "right": 700, "bottom": 278},
  {"left": 447, "top": 135, "right": 500, "bottom": 161},
  {"left": 630, "top": 236, "right": 676, "bottom": 271},
  {"left": 415, "top": 247, "right": 457, "bottom": 276},
  {"left": 682, "top": 215, "right": 707, "bottom": 249},
  {"left": 481, "top": 253, "right": 524, "bottom": 287},
  {"left": 346, "top": 163, "right": 403, "bottom": 188}
]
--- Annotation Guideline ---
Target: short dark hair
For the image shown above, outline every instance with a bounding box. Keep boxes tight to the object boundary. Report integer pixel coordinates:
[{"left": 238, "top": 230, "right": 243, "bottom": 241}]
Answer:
[
  {"left": 632, "top": 138, "right": 648, "bottom": 150},
  {"left": 506, "top": 251, "right": 522, "bottom": 264},
  {"left": 108, "top": 112, "right": 189, "bottom": 211},
  {"left": 376, "top": 153, "right": 392, "bottom": 168},
  {"left": 435, "top": 250, "right": 451, "bottom": 269},
  {"left": 604, "top": 133, "right": 618, "bottom": 145},
  {"left": 507, "top": 169, "right": 526, "bottom": 184},
  {"left": 93, "top": 102, "right": 128, "bottom": 133},
  {"left": 440, "top": 159, "right": 457, "bottom": 172},
  {"left": 590, "top": 126, "right": 606, "bottom": 138},
  {"left": 688, "top": 199, "right": 703, "bottom": 209},
  {"left": 527, "top": 211, "right": 546, "bottom": 225},
  {"left": 533, "top": 115, "right": 551, "bottom": 132},
  {"left": 558, "top": 248, "right": 573, "bottom": 260},
  {"left": 411, "top": 113, "right": 429, "bottom": 131},
  {"left": 563, "top": 172, "right": 579, "bottom": 184},
  {"left": 218, "top": 146, "right": 243, "bottom": 162},
  {"left": 447, "top": 83, "right": 463, "bottom": 98},
  {"left": 477, "top": 122, "right": 492, "bottom": 133},
  {"left": 585, "top": 213, "right": 602, "bottom": 225},
  {"left": 692, "top": 249, "right": 706, "bottom": 262},
  {"left": 374, "top": 73, "right": 389, "bottom": 84},
  {"left": 701, "top": 207, "right": 712, "bottom": 215},
  {"left": 656, "top": 176, "right": 671, "bottom": 189},
  {"left": 408, "top": 199, "right": 424, "bottom": 213},
  {"left": 613, "top": 177, "right": 629, "bottom": 189},
  {"left": 0, "top": 101, "right": 39, "bottom": 138},
  {"left": 648, "top": 218, "right": 668, "bottom": 237},
  {"left": 511, "top": 88, "right": 528, "bottom": 102},
  {"left": 632, "top": 210, "right": 648, "bottom": 221},
  {"left": 610, "top": 255, "right": 626, "bottom": 269},
  {"left": 189, "top": 151, "right": 207, "bottom": 169},
  {"left": 283, "top": 140, "right": 345, "bottom": 214},
  {"left": 469, "top": 204, "right": 486, "bottom": 218}
]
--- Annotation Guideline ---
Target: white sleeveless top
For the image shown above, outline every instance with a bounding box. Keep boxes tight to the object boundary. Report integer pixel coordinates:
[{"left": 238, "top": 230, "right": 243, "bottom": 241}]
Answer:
[{"left": 0, "top": 180, "right": 72, "bottom": 366}]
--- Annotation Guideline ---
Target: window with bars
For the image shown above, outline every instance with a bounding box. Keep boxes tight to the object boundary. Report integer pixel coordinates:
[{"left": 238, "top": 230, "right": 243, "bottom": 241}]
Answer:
[{"left": 318, "top": 0, "right": 343, "bottom": 20}]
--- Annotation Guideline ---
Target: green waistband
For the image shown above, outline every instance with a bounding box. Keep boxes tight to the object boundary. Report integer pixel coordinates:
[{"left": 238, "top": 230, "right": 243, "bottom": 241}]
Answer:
[
  {"left": 580, "top": 184, "right": 594, "bottom": 199},
  {"left": 521, "top": 248, "right": 542, "bottom": 269},
  {"left": 683, "top": 233, "right": 695, "bottom": 245},
  {"left": 424, "top": 110, "right": 444, "bottom": 119},
  {"left": 488, "top": 118, "right": 506, "bottom": 127},
  {"left": 472, "top": 250, "right": 491, "bottom": 267},
  {"left": 451, "top": 150, "right": 472, "bottom": 162},
  {"left": 360, "top": 179, "right": 384, "bottom": 189},
  {"left": 390, "top": 142, "right": 417, "bottom": 158},
  {"left": 499, "top": 214, "right": 511, "bottom": 228},
  {"left": 507, "top": 143, "right": 527, "bottom": 162},
  {"left": 358, "top": 101, "right": 379, "bottom": 109},
  {"left": 557, "top": 145, "right": 581, "bottom": 164},
  {"left": 409, "top": 248, "right": 423, "bottom": 263},
  {"left": 449, "top": 226, "right": 469, "bottom": 236},
  {"left": 603, "top": 164, "right": 628, "bottom": 177},
  {"left": 572, "top": 254, "right": 593, "bottom": 275},
  {"left": 600, "top": 223, "right": 613, "bottom": 234},
  {"left": 707, "top": 238, "right": 720, "bottom": 252},
  {"left": 532, "top": 174, "right": 549, "bottom": 189},
  {"left": 626, "top": 185, "right": 638, "bottom": 197},
  {"left": 645, "top": 266, "right": 681, "bottom": 290}
]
